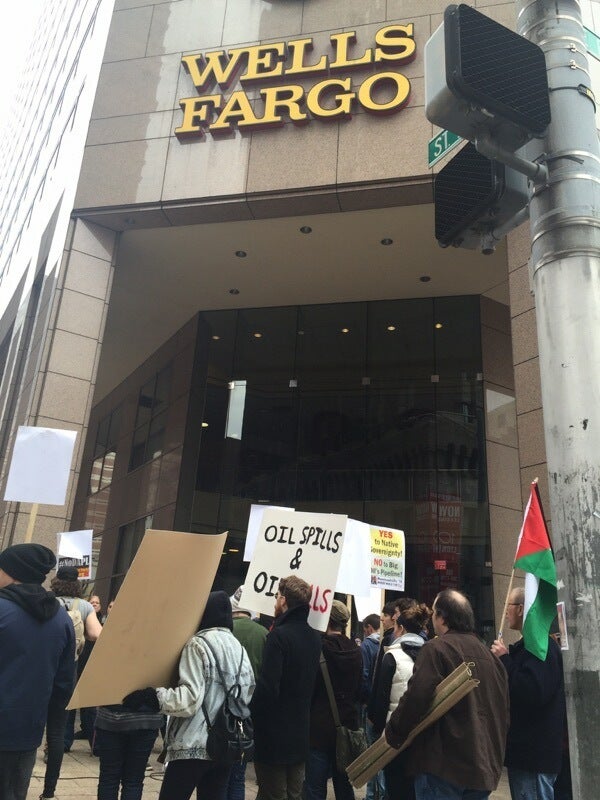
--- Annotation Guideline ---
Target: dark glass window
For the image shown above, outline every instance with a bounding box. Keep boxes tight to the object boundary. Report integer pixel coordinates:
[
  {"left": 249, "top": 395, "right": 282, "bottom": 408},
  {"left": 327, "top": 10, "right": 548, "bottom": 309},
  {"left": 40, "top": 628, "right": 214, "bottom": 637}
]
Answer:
[
  {"left": 186, "top": 297, "right": 492, "bottom": 632},
  {"left": 129, "top": 365, "right": 172, "bottom": 471},
  {"left": 89, "top": 406, "right": 122, "bottom": 494},
  {"left": 111, "top": 514, "right": 153, "bottom": 597}
]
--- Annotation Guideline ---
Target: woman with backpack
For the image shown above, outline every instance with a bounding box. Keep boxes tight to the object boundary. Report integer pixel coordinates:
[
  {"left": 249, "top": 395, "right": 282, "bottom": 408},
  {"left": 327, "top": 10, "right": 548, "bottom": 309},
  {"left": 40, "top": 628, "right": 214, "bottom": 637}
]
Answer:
[
  {"left": 122, "top": 590, "right": 255, "bottom": 800},
  {"left": 40, "top": 565, "right": 102, "bottom": 800},
  {"left": 370, "top": 603, "right": 431, "bottom": 800}
]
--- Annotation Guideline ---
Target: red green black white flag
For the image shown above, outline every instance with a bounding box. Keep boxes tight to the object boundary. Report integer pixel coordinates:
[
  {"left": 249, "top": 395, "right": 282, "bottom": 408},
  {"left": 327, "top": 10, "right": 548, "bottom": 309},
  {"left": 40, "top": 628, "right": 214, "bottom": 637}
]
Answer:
[{"left": 513, "top": 481, "right": 557, "bottom": 660}]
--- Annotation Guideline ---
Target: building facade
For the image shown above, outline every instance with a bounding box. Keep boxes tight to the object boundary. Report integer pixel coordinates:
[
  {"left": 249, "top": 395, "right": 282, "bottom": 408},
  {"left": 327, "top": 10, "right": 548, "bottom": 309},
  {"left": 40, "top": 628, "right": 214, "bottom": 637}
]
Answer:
[{"left": 2, "top": 0, "right": 600, "bottom": 632}]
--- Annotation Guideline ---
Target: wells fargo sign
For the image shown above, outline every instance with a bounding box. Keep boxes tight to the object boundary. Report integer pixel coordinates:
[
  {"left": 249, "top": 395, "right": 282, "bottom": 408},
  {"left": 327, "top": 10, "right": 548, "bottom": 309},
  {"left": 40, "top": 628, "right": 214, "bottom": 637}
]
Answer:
[{"left": 175, "top": 24, "right": 416, "bottom": 140}]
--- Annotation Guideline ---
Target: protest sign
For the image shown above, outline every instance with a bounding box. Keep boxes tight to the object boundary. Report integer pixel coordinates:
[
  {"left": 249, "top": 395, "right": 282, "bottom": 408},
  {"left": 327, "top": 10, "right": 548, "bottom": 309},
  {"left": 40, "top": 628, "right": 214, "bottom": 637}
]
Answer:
[
  {"left": 336, "top": 519, "right": 372, "bottom": 597},
  {"left": 242, "top": 509, "right": 347, "bottom": 632},
  {"left": 68, "top": 529, "right": 226, "bottom": 709},
  {"left": 4, "top": 426, "right": 77, "bottom": 505},
  {"left": 243, "top": 503, "right": 294, "bottom": 562},
  {"left": 354, "top": 587, "right": 385, "bottom": 623},
  {"left": 370, "top": 525, "right": 405, "bottom": 590},
  {"left": 57, "top": 530, "right": 93, "bottom": 579}
]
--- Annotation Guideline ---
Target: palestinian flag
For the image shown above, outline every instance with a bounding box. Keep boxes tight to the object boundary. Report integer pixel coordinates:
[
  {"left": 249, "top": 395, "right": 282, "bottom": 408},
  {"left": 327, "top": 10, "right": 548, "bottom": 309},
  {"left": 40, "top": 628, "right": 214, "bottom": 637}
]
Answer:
[{"left": 514, "top": 481, "right": 557, "bottom": 660}]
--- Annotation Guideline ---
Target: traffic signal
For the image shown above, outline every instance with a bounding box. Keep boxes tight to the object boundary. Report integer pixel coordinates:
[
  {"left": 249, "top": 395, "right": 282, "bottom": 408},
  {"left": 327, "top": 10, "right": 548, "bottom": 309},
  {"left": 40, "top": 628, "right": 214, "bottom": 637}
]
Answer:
[
  {"left": 434, "top": 142, "right": 528, "bottom": 251},
  {"left": 426, "top": 4, "right": 550, "bottom": 151}
]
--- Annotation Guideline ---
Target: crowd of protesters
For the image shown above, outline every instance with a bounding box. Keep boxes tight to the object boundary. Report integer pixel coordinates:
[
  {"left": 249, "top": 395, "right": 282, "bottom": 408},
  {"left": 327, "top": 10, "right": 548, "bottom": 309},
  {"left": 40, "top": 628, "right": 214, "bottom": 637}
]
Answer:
[{"left": 0, "top": 541, "right": 569, "bottom": 800}]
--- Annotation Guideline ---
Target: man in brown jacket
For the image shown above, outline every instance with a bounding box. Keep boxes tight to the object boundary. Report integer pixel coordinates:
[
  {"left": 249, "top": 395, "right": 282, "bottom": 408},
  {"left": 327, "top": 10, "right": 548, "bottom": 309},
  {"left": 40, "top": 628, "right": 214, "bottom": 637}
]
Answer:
[{"left": 385, "top": 589, "right": 509, "bottom": 799}]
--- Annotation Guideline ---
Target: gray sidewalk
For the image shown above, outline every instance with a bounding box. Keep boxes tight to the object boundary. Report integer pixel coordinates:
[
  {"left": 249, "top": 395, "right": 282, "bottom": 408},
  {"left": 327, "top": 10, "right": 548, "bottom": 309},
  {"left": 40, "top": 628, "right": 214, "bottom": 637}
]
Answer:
[{"left": 26, "top": 738, "right": 511, "bottom": 799}]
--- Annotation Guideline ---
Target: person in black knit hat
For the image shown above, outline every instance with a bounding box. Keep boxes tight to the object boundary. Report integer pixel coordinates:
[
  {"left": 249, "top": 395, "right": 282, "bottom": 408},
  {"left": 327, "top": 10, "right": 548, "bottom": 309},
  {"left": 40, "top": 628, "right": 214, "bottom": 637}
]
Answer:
[{"left": 0, "top": 543, "right": 75, "bottom": 800}]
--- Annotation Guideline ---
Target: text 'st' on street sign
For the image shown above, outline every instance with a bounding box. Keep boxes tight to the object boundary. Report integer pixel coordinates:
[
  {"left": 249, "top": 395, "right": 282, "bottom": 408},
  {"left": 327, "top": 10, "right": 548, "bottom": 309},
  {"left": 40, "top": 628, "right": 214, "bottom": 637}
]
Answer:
[{"left": 428, "top": 129, "right": 462, "bottom": 168}]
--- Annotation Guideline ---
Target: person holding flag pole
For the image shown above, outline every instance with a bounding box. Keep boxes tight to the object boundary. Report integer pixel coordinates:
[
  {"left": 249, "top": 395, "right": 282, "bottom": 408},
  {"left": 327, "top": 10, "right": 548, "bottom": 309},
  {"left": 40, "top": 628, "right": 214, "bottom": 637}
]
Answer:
[{"left": 491, "top": 480, "right": 566, "bottom": 800}]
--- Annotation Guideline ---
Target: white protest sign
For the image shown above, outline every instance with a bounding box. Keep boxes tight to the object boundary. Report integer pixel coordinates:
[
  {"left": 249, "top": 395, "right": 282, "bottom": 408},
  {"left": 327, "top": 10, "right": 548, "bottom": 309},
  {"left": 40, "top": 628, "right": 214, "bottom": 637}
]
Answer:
[
  {"left": 243, "top": 504, "right": 294, "bottom": 562},
  {"left": 57, "top": 530, "right": 93, "bottom": 580},
  {"left": 354, "top": 587, "right": 385, "bottom": 624},
  {"left": 370, "top": 524, "right": 405, "bottom": 590},
  {"left": 4, "top": 426, "right": 77, "bottom": 505},
  {"left": 336, "top": 519, "right": 372, "bottom": 596},
  {"left": 243, "top": 509, "right": 347, "bottom": 632}
]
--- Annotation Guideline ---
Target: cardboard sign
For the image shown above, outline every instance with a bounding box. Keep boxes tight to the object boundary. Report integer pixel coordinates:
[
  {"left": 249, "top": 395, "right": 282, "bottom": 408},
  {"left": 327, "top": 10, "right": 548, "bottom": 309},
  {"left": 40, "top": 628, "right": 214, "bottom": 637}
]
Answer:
[
  {"left": 68, "top": 529, "right": 226, "bottom": 709},
  {"left": 242, "top": 509, "right": 347, "bottom": 632},
  {"left": 370, "top": 525, "right": 405, "bottom": 590},
  {"left": 57, "top": 530, "right": 93, "bottom": 579},
  {"left": 4, "top": 426, "right": 77, "bottom": 505}
]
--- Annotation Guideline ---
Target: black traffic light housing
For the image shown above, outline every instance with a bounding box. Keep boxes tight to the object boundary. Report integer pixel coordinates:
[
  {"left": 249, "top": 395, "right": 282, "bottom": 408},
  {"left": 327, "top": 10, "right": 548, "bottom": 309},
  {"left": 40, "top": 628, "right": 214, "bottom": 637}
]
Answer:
[
  {"left": 434, "top": 142, "right": 528, "bottom": 250},
  {"left": 426, "top": 4, "right": 550, "bottom": 151}
]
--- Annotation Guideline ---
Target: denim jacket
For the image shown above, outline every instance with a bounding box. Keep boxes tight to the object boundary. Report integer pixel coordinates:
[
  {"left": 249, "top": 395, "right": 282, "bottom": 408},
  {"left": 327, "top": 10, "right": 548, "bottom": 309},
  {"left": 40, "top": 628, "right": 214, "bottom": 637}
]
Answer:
[{"left": 157, "top": 626, "right": 255, "bottom": 762}]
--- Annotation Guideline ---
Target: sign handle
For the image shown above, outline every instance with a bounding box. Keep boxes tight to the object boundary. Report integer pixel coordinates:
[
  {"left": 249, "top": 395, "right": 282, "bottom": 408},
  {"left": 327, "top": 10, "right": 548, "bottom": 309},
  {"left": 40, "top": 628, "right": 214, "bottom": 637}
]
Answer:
[{"left": 24, "top": 503, "right": 39, "bottom": 543}]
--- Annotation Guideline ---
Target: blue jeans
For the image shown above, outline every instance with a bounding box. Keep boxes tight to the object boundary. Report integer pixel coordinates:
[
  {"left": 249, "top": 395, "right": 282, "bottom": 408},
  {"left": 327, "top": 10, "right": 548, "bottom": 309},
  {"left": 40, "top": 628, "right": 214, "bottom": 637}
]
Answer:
[
  {"left": 508, "top": 769, "right": 557, "bottom": 800},
  {"left": 363, "top": 716, "right": 385, "bottom": 800},
  {"left": 227, "top": 759, "right": 247, "bottom": 800},
  {"left": 95, "top": 727, "right": 158, "bottom": 800},
  {"left": 0, "top": 749, "right": 37, "bottom": 800},
  {"left": 414, "top": 773, "right": 490, "bottom": 799},
  {"left": 304, "top": 748, "right": 354, "bottom": 800}
]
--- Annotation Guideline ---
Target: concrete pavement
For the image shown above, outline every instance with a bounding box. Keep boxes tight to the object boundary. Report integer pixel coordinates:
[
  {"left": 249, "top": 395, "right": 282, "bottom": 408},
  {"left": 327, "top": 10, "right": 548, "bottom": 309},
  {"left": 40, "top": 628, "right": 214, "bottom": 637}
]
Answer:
[{"left": 26, "top": 737, "right": 511, "bottom": 799}]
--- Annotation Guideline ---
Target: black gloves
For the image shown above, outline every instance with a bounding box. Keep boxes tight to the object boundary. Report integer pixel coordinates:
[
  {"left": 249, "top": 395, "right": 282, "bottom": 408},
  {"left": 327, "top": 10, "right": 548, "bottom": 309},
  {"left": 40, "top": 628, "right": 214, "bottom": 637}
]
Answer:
[{"left": 122, "top": 687, "right": 160, "bottom": 712}]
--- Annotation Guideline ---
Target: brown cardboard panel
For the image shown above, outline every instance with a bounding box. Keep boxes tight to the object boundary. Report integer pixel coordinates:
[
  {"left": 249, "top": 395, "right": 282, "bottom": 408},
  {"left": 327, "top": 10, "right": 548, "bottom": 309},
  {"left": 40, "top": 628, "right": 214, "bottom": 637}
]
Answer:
[{"left": 68, "top": 529, "right": 226, "bottom": 708}]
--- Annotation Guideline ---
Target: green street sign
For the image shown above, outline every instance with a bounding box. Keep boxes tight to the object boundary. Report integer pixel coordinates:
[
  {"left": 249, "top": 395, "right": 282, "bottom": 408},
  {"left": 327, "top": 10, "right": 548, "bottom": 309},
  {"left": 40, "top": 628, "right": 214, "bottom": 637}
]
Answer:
[
  {"left": 585, "top": 27, "right": 600, "bottom": 62},
  {"left": 428, "top": 129, "right": 463, "bottom": 168}
]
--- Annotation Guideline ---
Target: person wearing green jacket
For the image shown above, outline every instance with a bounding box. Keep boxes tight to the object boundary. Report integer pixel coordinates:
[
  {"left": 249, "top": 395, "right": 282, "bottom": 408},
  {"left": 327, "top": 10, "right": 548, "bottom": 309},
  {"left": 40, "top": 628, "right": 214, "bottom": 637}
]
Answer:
[{"left": 227, "top": 586, "right": 267, "bottom": 800}]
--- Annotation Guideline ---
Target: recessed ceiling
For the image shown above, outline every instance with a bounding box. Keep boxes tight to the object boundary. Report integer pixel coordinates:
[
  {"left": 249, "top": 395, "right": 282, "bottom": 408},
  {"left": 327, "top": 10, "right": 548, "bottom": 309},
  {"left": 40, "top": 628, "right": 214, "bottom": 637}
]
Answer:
[{"left": 95, "top": 203, "right": 508, "bottom": 401}]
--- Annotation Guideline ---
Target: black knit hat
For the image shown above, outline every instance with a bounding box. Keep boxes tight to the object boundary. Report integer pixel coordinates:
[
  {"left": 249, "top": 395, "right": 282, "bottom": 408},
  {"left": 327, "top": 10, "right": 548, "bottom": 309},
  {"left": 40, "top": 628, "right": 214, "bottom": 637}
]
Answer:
[
  {"left": 199, "top": 590, "right": 233, "bottom": 631},
  {"left": 0, "top": 543, "right": 56, "bottom": 584},
  {"left": 56, "top": 565, "right": 79, "bottom": 581}
]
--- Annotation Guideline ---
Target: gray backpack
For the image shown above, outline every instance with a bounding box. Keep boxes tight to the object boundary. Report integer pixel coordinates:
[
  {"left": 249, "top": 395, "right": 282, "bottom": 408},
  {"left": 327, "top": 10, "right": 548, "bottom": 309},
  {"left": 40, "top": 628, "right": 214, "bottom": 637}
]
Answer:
[{"left": 59, "top": 597, "right": 86, "bottom": 659}]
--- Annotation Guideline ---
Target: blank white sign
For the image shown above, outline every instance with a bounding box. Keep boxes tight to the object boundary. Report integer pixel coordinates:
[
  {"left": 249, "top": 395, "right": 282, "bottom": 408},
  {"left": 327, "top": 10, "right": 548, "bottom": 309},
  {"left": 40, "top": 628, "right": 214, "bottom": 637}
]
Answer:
[{"left": 4, "top": 426, "right": 77, "bottom": 505}]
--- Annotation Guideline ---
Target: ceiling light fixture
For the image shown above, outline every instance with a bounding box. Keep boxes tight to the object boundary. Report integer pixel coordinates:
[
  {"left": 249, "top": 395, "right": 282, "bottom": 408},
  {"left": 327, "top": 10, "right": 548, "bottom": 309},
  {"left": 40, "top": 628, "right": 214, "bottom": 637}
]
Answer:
[
  {"left": 341, "top": 328, "right": 350, "bottom": 334},
  {"left": 420, "top": 275, "right": 431, "bottom": 282},
  {"left": 435, "top": 322, "right": 443, "bottom": 329},
  {"left": 300, "top": 226, "right": 312, "bottom": 234},
  {"left": 201, "top": 422, "right": 209, "bottom": 427},
  {"left": 229, "top": 288, "right": 240, "bottom": 295},
  {"left": 387, "top": 325, "right": 396, "bottom": 331},
  {"left": 211, "top": 335, "right": 220, "bottom": 341},
  {"left": 253, "top": 332, "right": 262, "bottom": 338},
  {"left": 235, "top": 250, "right": 247, "bottom": 258},
  {"left": 381, "top": 238, "right": 393, "bottom": 246}
]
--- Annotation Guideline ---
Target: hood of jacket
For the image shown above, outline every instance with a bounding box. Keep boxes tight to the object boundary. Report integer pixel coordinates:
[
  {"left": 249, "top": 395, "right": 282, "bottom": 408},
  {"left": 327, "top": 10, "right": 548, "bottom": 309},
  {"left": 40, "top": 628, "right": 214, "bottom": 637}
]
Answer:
[
  {"left": 322, "top": 633, "right": 362, "bottom": 682},
  {"left": 199, "top": 590, "right": 233, "bottom": 631},
  {"left": 0, "top": 583, "right": 60, "bottom": 621},
  {"left": 386, "top": 632, "right": 425, "bottom": 652}
]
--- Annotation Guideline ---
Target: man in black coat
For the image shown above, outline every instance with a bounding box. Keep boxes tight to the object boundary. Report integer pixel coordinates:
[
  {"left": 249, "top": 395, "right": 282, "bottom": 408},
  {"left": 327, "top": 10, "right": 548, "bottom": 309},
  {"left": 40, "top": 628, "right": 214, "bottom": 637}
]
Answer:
[
  {"left": 0, "top": 544, "right": 75, "bottom": 800},
  {"left": 492, "top": 586, "right": 566, "bottom": 800},
  {"left": 251, "top": 575, "right": 321, "bottom": 800},
  {"left": 304, "top": 600, "right": 362, "bottom": 800}
]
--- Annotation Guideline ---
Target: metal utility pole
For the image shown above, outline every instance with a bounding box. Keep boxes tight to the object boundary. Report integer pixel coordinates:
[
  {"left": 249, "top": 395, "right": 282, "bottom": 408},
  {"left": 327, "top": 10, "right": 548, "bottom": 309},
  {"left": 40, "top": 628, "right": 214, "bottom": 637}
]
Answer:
[{"left": 515, "top": 1, "right": 600, "bottom": 796}]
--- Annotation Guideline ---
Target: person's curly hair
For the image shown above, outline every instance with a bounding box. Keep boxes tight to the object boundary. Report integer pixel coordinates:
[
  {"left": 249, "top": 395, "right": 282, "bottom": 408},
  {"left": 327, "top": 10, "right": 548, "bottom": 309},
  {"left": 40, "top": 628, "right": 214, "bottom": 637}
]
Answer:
[{"left": 50, "top": 578, "right": 83, "bottom": 598}]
